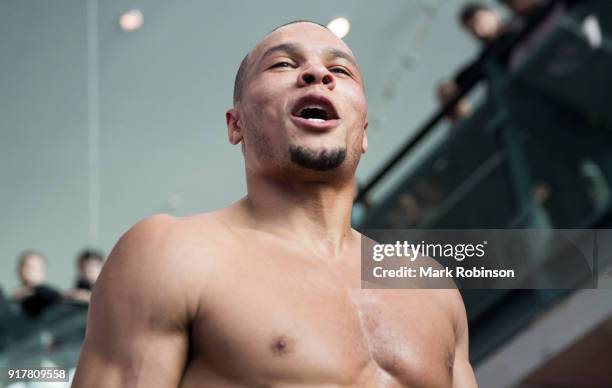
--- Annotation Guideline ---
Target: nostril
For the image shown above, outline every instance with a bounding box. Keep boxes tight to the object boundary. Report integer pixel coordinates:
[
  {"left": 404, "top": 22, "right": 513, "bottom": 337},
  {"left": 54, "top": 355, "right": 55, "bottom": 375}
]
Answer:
[
  {"left": 322, "top": 75, "right": 332, "bottom": 84},
  {"left": 302, "top": 74, "right": 315, "bottom": 84}
]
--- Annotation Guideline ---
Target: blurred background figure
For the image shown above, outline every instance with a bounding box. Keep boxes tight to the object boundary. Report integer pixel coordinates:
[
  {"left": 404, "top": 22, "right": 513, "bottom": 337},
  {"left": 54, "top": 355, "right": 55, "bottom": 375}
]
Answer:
[
  {"left": 497, "top": 0, "right": 581, "bottom": 68},
  {"left": 64, "top": 249, "right": 105, "bottom": 304},
  {"left": 460, "top": 2, "right": 504, "bottom": 43},
  {"left": 13, "top": 250, "right": 60, "bottom": 318},
  {"left": 454, "top": 2, "right": 519, "bottom": 92},
  {"left": 498, "top": 0, "right": 550, "bottom": 17},
  {"left": 436, "top": 79, "right": 472, "bottom": 123}
]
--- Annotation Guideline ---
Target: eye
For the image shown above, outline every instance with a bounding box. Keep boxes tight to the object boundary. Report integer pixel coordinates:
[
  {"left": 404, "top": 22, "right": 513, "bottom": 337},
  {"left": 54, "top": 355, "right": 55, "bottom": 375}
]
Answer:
[
  {"left": 270, "top": 61, "right": 293, "bottom": 69},
  {"left": 330, "top": 67, "right": 350, "bottom": 75}
]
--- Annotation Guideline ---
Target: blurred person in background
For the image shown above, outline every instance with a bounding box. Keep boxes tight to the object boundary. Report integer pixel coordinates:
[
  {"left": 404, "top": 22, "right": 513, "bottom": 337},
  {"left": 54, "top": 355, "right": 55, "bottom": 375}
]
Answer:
[
  {"left": 498, "top": 0, "right": 550, "bottom": 17},
  {"left": 497, "top": 0, "right": 586, "bottom": 68},
  {"left": 64, "top": 249, "right": 105, "bottom": 304},
  {"left": 460, "top": 2, "right": 505, "bottom": 44},
  {"left": 436, "top": 79, "right": 472, "bottom": 123},
  {"left": 13, "top": 250, "right": 60, "bottom": 318},
  {"left": 454, "top": 2, "right": 519, "bottom": 91}
]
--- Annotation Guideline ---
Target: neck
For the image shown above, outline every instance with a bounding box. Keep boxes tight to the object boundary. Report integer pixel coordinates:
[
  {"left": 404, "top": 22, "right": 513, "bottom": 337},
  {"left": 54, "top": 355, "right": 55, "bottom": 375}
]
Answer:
[{"left": 237, "top": 172, "right": 357, "bottom": 259}]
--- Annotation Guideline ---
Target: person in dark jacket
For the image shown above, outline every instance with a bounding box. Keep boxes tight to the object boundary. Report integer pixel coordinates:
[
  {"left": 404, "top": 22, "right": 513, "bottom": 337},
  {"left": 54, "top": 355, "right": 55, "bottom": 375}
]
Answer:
[
  {"left": 13, "top": 250, "right": 60, "bottom": 318},
  {"left": 64, "top": 249, "right": 105, "bottom": 304}
]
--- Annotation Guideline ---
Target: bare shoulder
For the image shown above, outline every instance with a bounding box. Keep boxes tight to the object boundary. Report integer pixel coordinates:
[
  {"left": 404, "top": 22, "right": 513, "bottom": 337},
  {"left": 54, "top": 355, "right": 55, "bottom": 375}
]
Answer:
[
  {"left": 97, "top": 212, "right": 235, "bottom": 309},
  {"left": 75, "top": 212, "right": 233, "bottom": 387},
  {"left": 121, "top": 211, "right": 231, "bottom": 245},
  {"left": 110, "top": 212, "right": 233, "bottom": 267}
]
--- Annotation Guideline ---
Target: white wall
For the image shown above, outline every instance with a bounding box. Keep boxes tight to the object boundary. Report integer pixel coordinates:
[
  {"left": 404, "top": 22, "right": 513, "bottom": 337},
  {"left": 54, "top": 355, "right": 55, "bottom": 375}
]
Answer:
[{"left": 0, "top": 0, "right": 489, "bottom": 291}]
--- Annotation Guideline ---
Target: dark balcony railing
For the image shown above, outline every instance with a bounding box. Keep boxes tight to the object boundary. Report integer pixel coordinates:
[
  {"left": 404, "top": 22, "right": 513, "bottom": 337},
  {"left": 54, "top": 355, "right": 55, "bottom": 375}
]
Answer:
[{"left": 355, "top": 0, "right": 612, "bottom": 363}]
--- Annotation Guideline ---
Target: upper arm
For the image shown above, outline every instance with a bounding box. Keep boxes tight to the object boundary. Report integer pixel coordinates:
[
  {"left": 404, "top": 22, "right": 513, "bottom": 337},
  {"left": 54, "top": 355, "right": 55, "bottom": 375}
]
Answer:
[
  {"left": 73, "top": 215, "right": 197, "bottom": 388},
  {"left": 450, "top": 290, "right": 478, "bottom": 388}
]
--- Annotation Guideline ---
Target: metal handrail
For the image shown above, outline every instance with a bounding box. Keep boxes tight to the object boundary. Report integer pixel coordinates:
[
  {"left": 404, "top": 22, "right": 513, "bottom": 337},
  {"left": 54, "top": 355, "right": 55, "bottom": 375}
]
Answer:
[{"left": 355, "top": 0, "right": 571, "bottom": 205}]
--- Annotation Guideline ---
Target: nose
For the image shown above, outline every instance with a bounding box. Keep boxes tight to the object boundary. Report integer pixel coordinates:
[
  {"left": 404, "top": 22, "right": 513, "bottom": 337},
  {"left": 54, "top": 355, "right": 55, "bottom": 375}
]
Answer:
[{"left": 298, "top": 63, "right": 336, "bottom": 90}]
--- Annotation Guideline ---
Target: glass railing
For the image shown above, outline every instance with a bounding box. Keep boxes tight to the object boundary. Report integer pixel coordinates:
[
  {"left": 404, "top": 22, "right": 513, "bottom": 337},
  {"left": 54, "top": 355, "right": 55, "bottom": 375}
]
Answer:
[
  {"left": 358, "top": 5, "right": 612, "bottom": 228},
  {"left": 355, "top": 0, "right": 612, "bottom": 363},
  {"left": 0, "top": 300, "right": 87, "bottom": 387}
]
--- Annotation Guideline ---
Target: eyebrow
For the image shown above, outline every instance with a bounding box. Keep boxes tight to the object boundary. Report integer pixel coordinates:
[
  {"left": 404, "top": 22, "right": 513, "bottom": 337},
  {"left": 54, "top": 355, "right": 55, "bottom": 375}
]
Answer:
[
  {"left": 324, "top": 47, "right": 358, "bottom": 68},
  {"left": 259, "top": 42, "right": 358, "bottom": 68}
]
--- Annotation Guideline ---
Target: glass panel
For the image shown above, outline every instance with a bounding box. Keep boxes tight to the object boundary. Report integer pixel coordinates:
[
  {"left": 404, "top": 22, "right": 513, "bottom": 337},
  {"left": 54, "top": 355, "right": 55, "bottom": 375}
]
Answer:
[{"left": 359, "top": 2, "right": 612, "bottom": 231}]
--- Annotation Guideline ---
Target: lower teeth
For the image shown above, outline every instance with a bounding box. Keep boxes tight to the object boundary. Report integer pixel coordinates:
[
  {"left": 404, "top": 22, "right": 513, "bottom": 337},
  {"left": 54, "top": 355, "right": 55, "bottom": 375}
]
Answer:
[{"left": 307, "top": 118, "right": 325, "bottom": 122}]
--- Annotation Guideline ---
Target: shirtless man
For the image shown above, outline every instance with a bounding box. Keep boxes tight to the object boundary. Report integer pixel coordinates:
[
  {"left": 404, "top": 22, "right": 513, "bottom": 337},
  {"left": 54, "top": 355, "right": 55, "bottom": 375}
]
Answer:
[{"left": 72, "top": 21, "right": 477, "bottom": 387}]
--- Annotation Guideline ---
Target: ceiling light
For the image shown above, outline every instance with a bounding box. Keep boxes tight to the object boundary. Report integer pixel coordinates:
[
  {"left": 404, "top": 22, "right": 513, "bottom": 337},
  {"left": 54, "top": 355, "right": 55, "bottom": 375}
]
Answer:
[
  {"left": 120, "top": 9, "right": 144, "bottom": 32},
  {"left": 327, "top": 17, "right": 350, "bottom": 39}
]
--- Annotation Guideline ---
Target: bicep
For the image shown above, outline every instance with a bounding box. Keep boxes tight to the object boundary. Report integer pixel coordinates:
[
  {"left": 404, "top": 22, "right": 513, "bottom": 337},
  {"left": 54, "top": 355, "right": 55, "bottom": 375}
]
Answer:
[
  {"left": 73, "top": 327, "right": 188, "bottom": 388},
  {"left": 73, "top": 216, "right": 192, "bottom": 387}
]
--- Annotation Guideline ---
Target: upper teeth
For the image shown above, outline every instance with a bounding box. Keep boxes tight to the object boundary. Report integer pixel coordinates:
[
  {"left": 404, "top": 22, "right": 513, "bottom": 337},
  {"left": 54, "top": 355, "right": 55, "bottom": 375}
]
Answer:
[{"left": 302, "top": 105, "right": 324, "bottom": 111}]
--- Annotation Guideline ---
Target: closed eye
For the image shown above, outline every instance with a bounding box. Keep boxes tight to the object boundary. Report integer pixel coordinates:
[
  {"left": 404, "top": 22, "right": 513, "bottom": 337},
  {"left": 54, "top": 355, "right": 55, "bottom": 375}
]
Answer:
[{"left": 330, "top": 67, "right": 350, "bottom": 75}]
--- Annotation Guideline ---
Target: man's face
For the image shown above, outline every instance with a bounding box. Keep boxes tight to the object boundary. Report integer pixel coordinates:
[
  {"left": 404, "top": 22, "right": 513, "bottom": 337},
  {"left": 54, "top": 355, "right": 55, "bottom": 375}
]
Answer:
[
  {"left": 79, "top": 259, "right": 103, "bottom": 283},
  {"left": 18, "top": 255, "right": 46, "bottom": 287},
  {"left": 466, "top": 10, "right": 501, "bottom": 43},
  {"left": 227, "top": 22, "right": 368, "bottom": 178}
]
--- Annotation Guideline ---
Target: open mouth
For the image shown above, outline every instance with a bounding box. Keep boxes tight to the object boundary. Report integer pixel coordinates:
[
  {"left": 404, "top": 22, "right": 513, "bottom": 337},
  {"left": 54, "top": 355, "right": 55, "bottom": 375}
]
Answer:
[
  {"left": 291, "top": 95, "right": 340, "bottom": 124},
  {"left": 297, "top": 107, "right": 331, "bottom": 122}
]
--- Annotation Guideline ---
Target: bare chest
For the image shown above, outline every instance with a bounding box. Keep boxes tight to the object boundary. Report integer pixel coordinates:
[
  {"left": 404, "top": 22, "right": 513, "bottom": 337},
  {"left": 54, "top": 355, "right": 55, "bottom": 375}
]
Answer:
[{"left": 188, "top": 250, "right": 455, "bottom": 387}]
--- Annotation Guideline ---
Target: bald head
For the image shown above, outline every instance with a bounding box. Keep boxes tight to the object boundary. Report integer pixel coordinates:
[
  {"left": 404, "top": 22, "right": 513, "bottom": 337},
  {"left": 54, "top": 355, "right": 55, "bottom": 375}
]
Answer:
[
  {"left": 225, "top": 19, "right": 368, "bottom": 179},
  {"left": 232, "top": 20, "right": 340, "bottom": 105}
]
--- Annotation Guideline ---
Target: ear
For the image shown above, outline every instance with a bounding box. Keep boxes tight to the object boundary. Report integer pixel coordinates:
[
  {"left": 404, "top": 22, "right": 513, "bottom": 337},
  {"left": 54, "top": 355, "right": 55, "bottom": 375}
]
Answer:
[
  {"left": 361, "top": 117, "right": 369, "bottom": 154},
  {"left": 226, "top": 108, "right": 243, "bottom": 145}
]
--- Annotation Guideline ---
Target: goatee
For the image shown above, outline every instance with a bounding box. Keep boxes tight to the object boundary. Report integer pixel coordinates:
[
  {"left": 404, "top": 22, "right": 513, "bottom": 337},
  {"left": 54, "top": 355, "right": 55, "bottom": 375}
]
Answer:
[{"left": 289, "top": 145, "right": 346, "bottom": 171}]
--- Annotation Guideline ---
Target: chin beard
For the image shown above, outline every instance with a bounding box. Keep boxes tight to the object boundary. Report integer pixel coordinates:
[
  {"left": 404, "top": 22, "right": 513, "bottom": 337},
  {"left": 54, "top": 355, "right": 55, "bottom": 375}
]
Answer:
[{"left": 289, "top": 145, "right": 347, "bottom": 171}]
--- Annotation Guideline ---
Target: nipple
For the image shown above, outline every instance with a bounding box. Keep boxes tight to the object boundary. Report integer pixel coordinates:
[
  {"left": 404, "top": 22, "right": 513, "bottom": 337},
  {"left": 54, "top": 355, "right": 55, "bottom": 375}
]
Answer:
[{"left": 270, "top": 335, "right": 294, "bottom": 356}]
